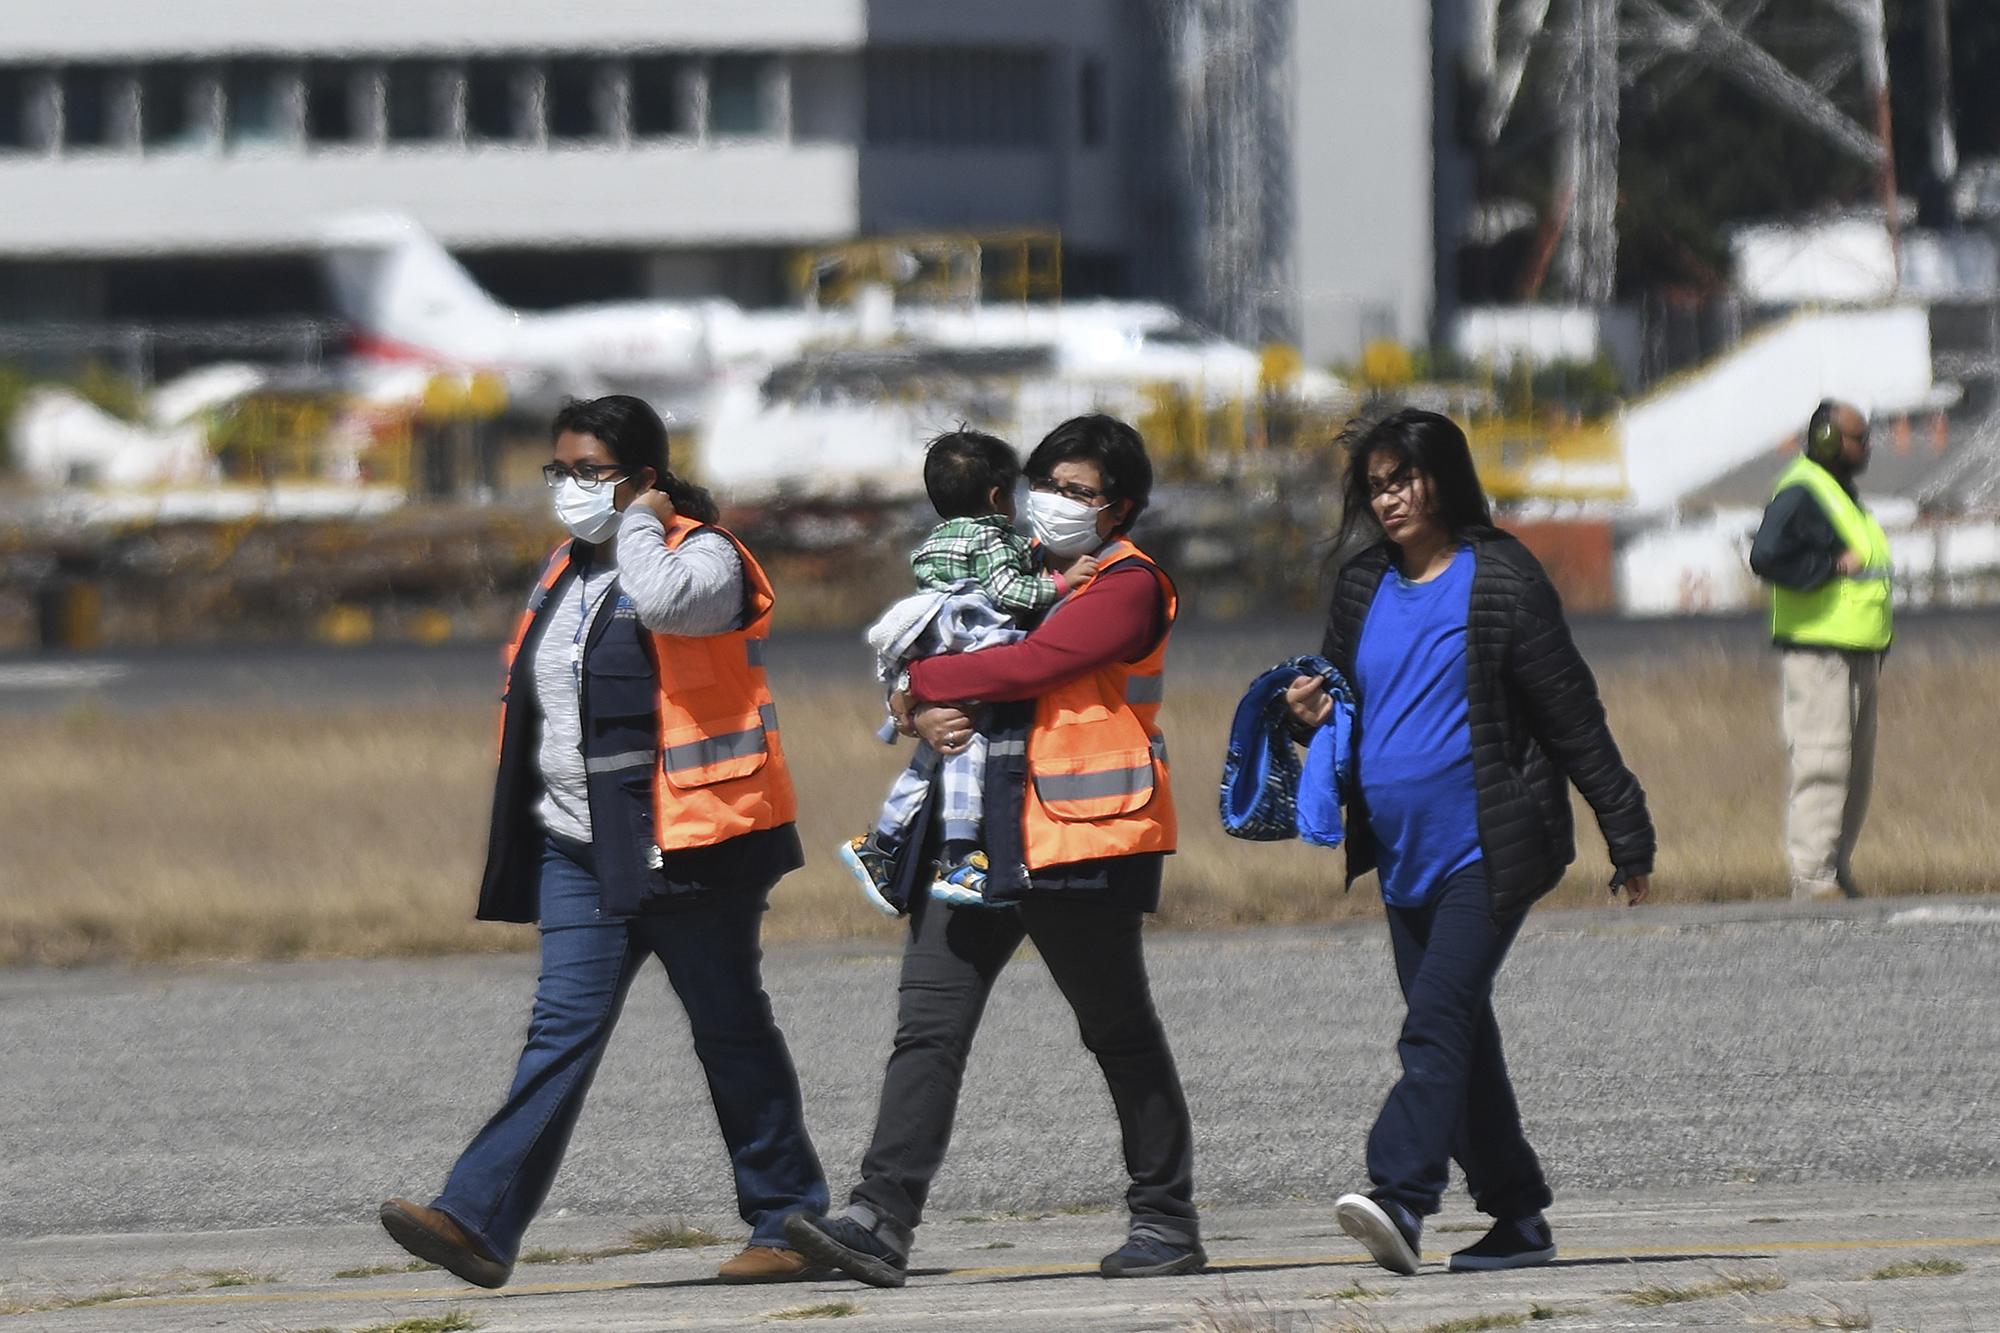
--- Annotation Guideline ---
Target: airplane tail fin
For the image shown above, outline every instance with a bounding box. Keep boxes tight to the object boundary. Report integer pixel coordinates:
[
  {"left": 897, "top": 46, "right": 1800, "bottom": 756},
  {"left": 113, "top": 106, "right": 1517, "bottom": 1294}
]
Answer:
[{"left": 317, "top": 214, "right": 510, "bottom": 361}]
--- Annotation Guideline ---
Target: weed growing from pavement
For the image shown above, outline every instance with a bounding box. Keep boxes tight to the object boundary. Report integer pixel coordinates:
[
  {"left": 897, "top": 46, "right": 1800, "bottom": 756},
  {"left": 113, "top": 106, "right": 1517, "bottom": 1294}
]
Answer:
[
  {"left": 624, "top": 1222, "right": 726, "bottom": 1251},
  {"left": 1190, "top": 1282, "right": 1365, "bottom": 1331},
  {"left": 334, "top": 1258, "right": 438, "bottom": 1278},
  {"left": 1867, "top": 1257, "right": 1964, "bottom": 1280},
  {"left": 1774, "top": 1298, "right": 1874, "bottom": 1329},
  {"left": 974, "top": 1241, "right": 1015, "bottom": 1250},
  {"left": 767, "top": 1301, "right": 859, "bottom": 1319},
  {"left": 1625, "top": 1270, "right": 1787, "bottom": 1305},
  {"left": 1306, "top": 1280, "right": 1385, "bottom": 1301},
  {"left": 1432, "top": 1222, "right": 1488, "bottom": 1233},
  {"left": 2, "top": 1281, "right": 202, "bottom": 1314},
  {"left": 354, "top": 1314, "right": 480, "bottom": 1333},
  {"left": 518, "top": 1246, "right": 590, "bottom": 1265},
  {"left": 196, "top": 1268, "right": 279, "bottom": 1287},
  {"left": 1419, "top": 1313, "right": 1530, "bottom": 1332}
]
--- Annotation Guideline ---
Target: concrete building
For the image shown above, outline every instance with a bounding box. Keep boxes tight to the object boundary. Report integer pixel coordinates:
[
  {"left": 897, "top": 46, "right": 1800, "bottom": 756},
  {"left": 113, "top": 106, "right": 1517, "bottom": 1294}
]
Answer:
[{"left": 0, "top": 0, "right": 1445, "bottom": 364}]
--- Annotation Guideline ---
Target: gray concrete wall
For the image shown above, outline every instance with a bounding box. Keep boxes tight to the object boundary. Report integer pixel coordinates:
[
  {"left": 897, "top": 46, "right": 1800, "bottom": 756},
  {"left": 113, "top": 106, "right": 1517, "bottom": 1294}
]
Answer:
[
  {"left": 0, "top": 1, "right": 867, "bottom": 57},
  {"left": 1291, "top": 0, "right": 1435, "bottom": 365}
]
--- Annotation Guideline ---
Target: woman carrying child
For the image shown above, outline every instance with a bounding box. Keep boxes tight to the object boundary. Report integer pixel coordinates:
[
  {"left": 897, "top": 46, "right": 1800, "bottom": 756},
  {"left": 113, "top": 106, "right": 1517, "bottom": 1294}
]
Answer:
[
  {"left": 787, "top": 414, "right": 1205, "bottom": 1286},
  {"left": 841, "top": 429, "right": 1097, "bottom": 910}
]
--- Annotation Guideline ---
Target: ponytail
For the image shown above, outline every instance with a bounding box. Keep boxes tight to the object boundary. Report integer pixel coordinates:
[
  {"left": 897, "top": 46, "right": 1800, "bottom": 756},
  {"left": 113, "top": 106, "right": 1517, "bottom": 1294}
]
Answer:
[{"left": 660, "top": 471, "right": 720, "bottom": 525}]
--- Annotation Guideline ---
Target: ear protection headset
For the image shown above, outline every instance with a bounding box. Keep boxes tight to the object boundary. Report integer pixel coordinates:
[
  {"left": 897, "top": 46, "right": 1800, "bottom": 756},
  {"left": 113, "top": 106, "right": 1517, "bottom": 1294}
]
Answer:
[{"left": 1806, "top": 399, "right": 1842, "bottom": 466}]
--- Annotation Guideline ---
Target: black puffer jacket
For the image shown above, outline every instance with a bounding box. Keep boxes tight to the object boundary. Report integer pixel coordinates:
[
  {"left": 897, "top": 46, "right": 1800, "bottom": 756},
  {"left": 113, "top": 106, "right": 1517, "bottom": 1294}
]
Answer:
[{"left": 1320, "top": 531, "right": 1655, "bottom": 917}]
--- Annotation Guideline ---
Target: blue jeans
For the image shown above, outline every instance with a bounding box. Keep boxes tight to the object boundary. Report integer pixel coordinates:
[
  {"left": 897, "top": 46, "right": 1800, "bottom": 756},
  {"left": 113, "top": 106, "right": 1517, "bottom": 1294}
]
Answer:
[
  {"left": 434, "top": 836, "right": 827, "bottom": 1260},
  {"left": 1365, "top": 862, "right": 1552, "bottom": 1221}
]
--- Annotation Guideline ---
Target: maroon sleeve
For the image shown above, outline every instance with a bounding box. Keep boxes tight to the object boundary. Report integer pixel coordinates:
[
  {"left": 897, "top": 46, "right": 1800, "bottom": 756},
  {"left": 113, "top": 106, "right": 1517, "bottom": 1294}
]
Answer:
[{"left": 908, "top": 563, "right": 1165, "bottom": 704}]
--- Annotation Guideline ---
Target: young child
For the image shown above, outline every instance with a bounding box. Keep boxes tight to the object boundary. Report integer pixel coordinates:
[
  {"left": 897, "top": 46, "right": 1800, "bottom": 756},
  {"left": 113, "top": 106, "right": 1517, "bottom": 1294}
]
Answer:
[{"left": 841, "top": 430, "right": 1097, "bottom": 913}]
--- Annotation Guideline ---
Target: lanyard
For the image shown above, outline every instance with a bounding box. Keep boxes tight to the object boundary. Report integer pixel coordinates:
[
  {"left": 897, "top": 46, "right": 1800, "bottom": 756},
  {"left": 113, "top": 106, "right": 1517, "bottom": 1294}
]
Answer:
[{"left": 569, "top": 569, "right": 618, "bottom": 688}]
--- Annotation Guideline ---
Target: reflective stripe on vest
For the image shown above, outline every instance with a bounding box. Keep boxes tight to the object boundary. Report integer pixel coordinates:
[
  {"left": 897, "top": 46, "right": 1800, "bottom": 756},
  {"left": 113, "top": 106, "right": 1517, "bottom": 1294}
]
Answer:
[
  {"left": 662, "top": 702, "right": 780, "bottom": 778},
  {"left": 1768, "top": 457, "right": 1894, "bottom": 652},
  {"left": 1021, "top": 539, "right": 1178, "bottom": 869}
]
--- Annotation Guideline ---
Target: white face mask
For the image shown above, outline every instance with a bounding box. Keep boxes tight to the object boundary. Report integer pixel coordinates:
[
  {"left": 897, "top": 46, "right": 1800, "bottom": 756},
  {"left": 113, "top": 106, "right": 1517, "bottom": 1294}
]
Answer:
[
  {"left": 553, "top": 477, "right": 623, "bottom": 543},
  {"left": 1026, "top": 490, "right": 1106, "bottom": 558}
]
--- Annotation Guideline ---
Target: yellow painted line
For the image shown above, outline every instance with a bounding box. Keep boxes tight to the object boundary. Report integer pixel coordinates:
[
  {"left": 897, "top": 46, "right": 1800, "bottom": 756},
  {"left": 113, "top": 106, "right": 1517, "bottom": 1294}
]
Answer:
[{"left": 48, "top": 1234, "right": 2000, "bottom": 1315}]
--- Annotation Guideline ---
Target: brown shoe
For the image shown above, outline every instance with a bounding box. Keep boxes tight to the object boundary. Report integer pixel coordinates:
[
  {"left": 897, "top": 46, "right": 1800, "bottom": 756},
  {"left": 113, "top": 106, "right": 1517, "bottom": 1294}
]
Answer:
[
  {"left": 716, "top": 1245, "right": 825, "bottom": 1284},
  {"left": 378, "top": 1197, "right": 512, "bottom": 1289}
]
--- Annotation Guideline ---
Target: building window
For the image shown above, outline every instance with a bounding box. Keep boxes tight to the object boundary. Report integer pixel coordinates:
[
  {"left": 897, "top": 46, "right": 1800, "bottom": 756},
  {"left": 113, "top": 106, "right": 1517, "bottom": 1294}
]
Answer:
[
  {"left": 141, "top": 65, "right": 208, "bottom": 153},
  {"left": 304, "top": 65, "right": 355, "bottom": 144},
  {"left": 225, "top": 61, "right": 286, "bottom": 151},
  {"left": 1078, "top": 56, "right": 1105, "bottom": 148},
  {"left": 630, "top": 55, "right": 693, "bottom": 138},
  {"left": 708, "top": 55, "right": 774, "bottom": 136},
  {"left": 865, "top": 47, "right": 1050, "bottom": 147},
  {"left": 62, "top": 65, "right": 118, "bottom": 149},
  {"left": 466, "top": 59, "right": 520, "bottom": 142},
  {"left": 545, "top": 58, "right": 599, "bottom": 140},
  {"left": 385, "top": 60, "right": 443, "bottom": 142},
  {"left": 0, "top": 68, "right": 31, "bottom": 151}
]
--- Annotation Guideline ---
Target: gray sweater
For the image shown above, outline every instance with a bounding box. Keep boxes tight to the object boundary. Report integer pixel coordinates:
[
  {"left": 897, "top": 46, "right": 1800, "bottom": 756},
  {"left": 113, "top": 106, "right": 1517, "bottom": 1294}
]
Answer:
[{"left": 531, "top": 508, "right": 746, "bottom": 842}]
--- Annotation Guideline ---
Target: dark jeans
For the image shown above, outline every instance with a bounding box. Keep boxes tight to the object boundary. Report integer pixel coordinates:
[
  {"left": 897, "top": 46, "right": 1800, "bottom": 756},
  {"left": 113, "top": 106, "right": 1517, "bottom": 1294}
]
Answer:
[
  {"left": 434, "top": 836, "right": 827, "bottom": 1261},
  {"left": 849, "top": 889, "right": 1199, "bottom": 1249},
  {"left": 1366, "top": 862, "right": 1553, "bottom": 1221}
]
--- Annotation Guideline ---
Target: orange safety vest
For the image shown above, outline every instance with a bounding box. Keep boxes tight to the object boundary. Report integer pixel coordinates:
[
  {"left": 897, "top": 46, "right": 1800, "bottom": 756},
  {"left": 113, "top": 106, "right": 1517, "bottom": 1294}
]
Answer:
[
  {"left": 1020, "top": 538, "right": 1177, "bottom": 870},
  {"left": 500, "top": 515, "right": 797, "bottom": 853}
]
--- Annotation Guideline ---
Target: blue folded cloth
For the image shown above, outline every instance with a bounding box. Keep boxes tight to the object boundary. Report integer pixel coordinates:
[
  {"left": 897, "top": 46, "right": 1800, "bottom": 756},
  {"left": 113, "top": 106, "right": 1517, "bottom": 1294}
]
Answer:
[{"left": 1219, "top": 653, "right": 1356, "bottom": 846}]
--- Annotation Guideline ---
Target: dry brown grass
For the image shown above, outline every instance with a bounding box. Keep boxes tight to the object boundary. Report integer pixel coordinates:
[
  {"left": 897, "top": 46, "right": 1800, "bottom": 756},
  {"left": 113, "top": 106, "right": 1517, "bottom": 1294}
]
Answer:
[{"left": 4, "top": 651, "right": 1994, "bottom": 966}]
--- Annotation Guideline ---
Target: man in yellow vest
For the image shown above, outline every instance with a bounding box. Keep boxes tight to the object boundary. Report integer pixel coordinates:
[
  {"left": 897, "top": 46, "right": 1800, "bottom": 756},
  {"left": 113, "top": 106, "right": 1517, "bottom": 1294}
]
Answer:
[{"left": 1749, "top": 399, "right": 1893, "bottom": 901}]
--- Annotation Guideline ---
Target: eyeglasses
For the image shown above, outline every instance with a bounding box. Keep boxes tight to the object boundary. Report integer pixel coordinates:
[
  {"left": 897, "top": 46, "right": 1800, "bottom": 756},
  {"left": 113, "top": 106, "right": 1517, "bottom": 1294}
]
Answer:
[
  {"left": 1366, "top": 469, "right": 1419, "bottom": 501},
  {"left": 1028, "top": 476, "right": 1108, "bottom": 506},
  {"left": 543, "top": 462, "right": 626, "bottom": 490}
]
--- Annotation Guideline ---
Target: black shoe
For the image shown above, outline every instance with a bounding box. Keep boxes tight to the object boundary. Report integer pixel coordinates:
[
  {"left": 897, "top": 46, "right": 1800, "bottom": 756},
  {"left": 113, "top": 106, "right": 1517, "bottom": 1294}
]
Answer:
[
  {"left": 1448, "top": 1214, "right": 1555, "bottom": 1272},
  {"left": 1334, "top": 1191, "right": 1422, "bottom": 1275},
  {"left": 1099, "top": 1233, "right": 1207, "bottom": 1278},
  {"left": 783, "top": 1211, "right": 908, "bottom": 1289}
]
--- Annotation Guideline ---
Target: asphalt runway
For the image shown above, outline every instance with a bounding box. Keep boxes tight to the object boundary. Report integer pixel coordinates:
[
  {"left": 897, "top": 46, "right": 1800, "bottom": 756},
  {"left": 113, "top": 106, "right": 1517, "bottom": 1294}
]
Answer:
[
  {"left": 4, "top": 895, "right": 1998, "bottom": 1328},
  {"left": 4, "top": 606, "right": 1999, "bottom": 715}
]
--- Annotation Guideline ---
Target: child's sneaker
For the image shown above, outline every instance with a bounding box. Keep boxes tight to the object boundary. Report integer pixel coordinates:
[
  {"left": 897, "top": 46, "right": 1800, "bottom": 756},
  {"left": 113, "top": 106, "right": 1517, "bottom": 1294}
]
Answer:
[
  {"left": 930, "top": 851, "right": 1004, "bottom": 909},
  {"left": 839, "top": 834, "right": 901, "bottom": 917}
]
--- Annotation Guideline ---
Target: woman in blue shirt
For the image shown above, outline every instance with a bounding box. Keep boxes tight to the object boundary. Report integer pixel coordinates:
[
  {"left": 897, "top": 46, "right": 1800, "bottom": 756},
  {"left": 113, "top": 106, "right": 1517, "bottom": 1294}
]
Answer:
[{"left": 1287, "top": 409, "right": 1655, "bottom": 1276}]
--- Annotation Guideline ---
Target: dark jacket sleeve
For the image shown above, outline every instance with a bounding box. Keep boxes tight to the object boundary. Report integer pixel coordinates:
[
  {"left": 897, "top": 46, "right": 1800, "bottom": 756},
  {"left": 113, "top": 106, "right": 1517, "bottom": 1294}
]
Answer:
[
  {"left": 1749, "top": 486, "right": 1843, "bottom": 592},
  {"left": 1510, "top": 573, "right": 1656, "bottom": 879}
]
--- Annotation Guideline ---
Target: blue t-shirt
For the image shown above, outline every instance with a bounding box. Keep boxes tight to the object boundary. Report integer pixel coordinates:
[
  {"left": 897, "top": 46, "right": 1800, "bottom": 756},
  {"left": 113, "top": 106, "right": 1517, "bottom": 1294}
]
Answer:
[{"left": 1354, "top": 546, "right": 1482, "bottom": 907}]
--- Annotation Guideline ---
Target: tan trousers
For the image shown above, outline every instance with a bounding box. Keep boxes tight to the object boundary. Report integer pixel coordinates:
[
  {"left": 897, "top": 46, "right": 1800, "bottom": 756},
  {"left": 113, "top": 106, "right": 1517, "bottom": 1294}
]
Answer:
[{"left": 1780, "top": 648, "right": 1880, "bottom": 898}]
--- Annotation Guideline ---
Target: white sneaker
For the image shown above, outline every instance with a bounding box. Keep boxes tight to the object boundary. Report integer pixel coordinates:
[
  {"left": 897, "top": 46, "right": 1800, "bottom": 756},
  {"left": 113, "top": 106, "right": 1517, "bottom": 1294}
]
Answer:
[{"left": 1334, "top": 1192, "right": 1421, "bottom": 1275}]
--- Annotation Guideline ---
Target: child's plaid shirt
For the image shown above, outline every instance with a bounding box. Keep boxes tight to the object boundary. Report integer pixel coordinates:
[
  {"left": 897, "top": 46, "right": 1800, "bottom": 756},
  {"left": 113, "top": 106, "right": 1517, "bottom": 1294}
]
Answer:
[{"left": 909, "top": 514, "right": 1062, "bottom": 617}]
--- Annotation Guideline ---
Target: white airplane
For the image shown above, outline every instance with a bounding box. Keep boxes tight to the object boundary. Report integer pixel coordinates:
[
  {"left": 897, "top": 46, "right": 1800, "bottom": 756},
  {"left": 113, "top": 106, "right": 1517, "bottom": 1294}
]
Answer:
[
  {"left": 316, "top": 214, "right": 1344, "bottom": 501},
  {"left": 318, "top": 213, "right": 826, "bottom": 405},
  {"left": 317, "top": 214, "right": 1299, "bottom": 405}
]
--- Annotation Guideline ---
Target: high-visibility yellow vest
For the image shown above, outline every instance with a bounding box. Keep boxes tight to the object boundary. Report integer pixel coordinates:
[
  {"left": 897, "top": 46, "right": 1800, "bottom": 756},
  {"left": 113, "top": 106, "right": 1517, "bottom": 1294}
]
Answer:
[{"left": 1768, "top": 457, "right": 1893, "bottom": 652}]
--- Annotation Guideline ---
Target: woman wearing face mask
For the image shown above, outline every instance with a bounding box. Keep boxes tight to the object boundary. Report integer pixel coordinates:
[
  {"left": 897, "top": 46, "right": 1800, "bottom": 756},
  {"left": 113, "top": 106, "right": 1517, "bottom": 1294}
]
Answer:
[
  {"left": 378, "top": 395, "right": 828, "bottom": 1288},
  {"left": 785, "top": 414, "right": 1205, "bottom": 1287},
  {"left": 1284, "top": 409, "right": 1654, "bottom": 1277}
]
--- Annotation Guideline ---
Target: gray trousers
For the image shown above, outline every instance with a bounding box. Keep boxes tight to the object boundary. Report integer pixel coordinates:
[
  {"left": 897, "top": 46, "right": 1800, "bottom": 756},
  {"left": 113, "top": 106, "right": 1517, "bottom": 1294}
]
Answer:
[{"left": 1780, "top": 647, "right": 1881, "bottom": 897}]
